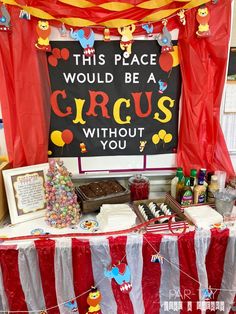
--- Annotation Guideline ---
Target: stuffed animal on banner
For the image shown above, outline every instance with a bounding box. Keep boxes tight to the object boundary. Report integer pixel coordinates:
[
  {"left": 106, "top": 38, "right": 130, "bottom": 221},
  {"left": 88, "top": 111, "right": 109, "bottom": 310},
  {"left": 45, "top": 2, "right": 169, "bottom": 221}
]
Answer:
[
  {"left": 70, "top": 27, "right": 95, "bottom": 57},
  {"left": 35, "top": 20, "right": 51, "bottom": 51},
  {"left": 0, "top": 4, "right": 10, "bottom": 31},
  {"left": 177, "top": 10, "right": 186, "bottom": 26},
  {"left": 118, "top": 24, "right": 136, "bottom": 58},
  {"left": 64, "top": 300, "right": 78, "bottom": 312},
  {"left": 196, "top": 5, "right": 211, "bottom": 37},
  {"left": 103, "top": 28, "right": 110, "bottom": 41},
  {"left": 142, "top": 23, "right": 154, "bottom": 37},
  {"left": 156, "top": 23, "right": 173, "bottom": 53},
  {"left": 104, "top": 263, "right": 132, "bottom": 293},
  {"left": 158, "top": 80, "right": 168, "bottom": 94},
  {"left": 86, "top": 287, "right": 102, "bottom": 314}
]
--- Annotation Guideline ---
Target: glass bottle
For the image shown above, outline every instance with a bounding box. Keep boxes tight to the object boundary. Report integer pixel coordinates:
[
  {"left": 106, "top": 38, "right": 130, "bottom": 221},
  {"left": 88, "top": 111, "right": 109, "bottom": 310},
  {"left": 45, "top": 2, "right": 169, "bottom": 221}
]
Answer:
[
  {"left": 180, "top": 177, "right": 193, "bottom": 205},
  {"left": 207, "top": 175, "right": 219, "bottom": 203}
]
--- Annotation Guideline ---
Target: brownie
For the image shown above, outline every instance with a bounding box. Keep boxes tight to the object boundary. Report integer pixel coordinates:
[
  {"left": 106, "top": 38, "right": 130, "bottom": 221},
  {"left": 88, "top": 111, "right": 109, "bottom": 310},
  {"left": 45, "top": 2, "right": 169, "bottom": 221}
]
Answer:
[
  {"left": 79, "top": 180, "right": 125, "bottom": 199},
  {"left": 88, "top": 183, "right": 104, "bottom": 196},
  {"left": 79, "top": 185, "right": 96, "bottom": 198},
  {"left": 109, "top": 181, "right": 123, "bottom": 193}
]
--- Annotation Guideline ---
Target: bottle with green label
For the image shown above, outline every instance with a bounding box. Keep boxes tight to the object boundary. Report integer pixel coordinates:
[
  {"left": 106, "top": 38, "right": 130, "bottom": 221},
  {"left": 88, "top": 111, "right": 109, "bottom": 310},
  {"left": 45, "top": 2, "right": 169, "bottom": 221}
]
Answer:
[{"left": 180, "top": 177, "right": 193, "bottom": 205}]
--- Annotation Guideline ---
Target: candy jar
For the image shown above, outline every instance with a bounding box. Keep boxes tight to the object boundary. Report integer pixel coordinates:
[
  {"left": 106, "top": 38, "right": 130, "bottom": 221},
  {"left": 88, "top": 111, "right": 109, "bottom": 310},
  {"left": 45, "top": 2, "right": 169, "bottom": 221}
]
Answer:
[{"left": 128, "top": 174, "right": 150, "bottom": 201}]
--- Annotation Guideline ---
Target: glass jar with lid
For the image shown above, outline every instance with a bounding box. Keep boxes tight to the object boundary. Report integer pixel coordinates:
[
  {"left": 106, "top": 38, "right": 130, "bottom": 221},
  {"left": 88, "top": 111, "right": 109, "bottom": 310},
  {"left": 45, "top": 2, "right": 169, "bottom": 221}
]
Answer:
[{"left": 128, "top": 174, "right": 150, "bottom": 201}]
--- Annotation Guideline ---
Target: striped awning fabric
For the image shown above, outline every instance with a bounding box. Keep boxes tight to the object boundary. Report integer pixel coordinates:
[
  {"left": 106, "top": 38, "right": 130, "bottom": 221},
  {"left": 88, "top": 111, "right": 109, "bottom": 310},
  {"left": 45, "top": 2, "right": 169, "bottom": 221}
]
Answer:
[{"left": 1, "top": 0, "right": 210, "bottom": 27}]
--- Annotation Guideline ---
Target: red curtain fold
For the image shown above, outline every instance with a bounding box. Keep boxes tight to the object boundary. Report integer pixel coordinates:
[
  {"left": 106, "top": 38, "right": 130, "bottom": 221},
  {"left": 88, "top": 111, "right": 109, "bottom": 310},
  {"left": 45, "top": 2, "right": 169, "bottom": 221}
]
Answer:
[
  {"left": 0, "top": 7, "right": 50, "bottom": 167},
  {"left": 177, "top": 0, "right": 234, "bottom": 177},
  {"left": 0, "top": 2, "right": 234, "bottom": 176}
]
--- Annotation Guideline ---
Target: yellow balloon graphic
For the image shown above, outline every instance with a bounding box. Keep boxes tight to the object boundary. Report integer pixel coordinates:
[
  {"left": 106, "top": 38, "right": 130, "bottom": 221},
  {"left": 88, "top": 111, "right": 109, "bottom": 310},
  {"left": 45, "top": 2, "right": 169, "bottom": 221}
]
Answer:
[
  {"left": 152, "top": 134, "right": 160, "bottom": 145},
  {"left": 50, "top": 130, "right": 65, "bottom": 147},
  {"left": 158, "top": 129, "right": 166, "bottom": 140},
  {"left": 164, "top": 133, "right": 173, "bottom": 143},
  {"left": 169, "top": 46, "right": 179, "bottom": 67}
]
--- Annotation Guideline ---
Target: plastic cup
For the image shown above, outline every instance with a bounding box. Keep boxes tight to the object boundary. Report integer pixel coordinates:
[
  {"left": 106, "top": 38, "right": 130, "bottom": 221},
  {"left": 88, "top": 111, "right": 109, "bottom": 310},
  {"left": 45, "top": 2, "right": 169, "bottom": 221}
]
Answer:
[
  {"left": 215, "top": 171, "right": 226, "bottom": 192},
  {"left": 214, "top": 191, "right": 235, "bottom": 215}
]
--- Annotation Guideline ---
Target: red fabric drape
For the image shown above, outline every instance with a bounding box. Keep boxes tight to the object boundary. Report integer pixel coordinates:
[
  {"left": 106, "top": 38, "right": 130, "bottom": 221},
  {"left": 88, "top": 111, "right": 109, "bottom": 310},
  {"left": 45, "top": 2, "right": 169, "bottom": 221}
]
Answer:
[
  {"left": 0, "top": 7, "right": 50, "bottom": 167},
  {"left": 177, "top": 0, "right": 234, "bottom": 177},
  {"left": 0, "top": 2, "right": 234, "bottom": 175}
]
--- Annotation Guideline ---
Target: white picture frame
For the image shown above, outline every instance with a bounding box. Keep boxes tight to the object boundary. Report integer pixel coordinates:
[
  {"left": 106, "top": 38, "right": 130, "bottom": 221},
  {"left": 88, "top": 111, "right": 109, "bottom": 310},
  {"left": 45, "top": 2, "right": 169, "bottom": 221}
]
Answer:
[{"left": 3, "top": 163, "right": 49, "bottom": 224}]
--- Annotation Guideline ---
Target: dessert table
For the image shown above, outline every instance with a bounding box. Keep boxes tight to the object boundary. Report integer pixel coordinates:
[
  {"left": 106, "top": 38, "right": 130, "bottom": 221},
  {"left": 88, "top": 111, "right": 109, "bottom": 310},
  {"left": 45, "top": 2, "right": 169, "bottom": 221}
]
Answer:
[{"left": 0, "top": 226, "right": 236, "bottom": 314}]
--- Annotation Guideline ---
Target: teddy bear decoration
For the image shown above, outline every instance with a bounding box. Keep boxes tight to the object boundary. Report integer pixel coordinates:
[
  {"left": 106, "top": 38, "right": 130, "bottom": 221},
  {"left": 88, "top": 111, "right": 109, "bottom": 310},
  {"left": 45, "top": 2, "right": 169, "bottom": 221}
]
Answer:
[
  {"left": 118, "top": 24, "right": 136, "bottom": 58},
  {"left": 196, "top": 5, "right": 211, "bottom": 37},
  {"left": 35, "top": 20, "right": 51, "bottom": 51}
]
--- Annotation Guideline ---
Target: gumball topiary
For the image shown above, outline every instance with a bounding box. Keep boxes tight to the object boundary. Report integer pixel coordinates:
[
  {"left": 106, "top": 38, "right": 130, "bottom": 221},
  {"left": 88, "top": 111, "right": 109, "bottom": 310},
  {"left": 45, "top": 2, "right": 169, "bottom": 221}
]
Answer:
[{"left": 45, "top": 159, "right": 81, "bottom": 228}]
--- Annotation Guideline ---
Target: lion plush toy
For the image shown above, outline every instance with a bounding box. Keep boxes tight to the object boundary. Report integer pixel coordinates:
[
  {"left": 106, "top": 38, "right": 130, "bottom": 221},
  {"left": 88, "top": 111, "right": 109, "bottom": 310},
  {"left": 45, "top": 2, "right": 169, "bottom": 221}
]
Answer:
[{"left": 35, "top": 20, "right": 51, "bottom": 51}]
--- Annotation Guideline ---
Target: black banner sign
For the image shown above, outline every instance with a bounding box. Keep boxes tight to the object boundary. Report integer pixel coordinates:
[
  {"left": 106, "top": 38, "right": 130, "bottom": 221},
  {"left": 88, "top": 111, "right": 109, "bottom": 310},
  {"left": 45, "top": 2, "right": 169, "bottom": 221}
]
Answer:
[{"left": 48, "top": 40, "right": 181, "bottom": 156}]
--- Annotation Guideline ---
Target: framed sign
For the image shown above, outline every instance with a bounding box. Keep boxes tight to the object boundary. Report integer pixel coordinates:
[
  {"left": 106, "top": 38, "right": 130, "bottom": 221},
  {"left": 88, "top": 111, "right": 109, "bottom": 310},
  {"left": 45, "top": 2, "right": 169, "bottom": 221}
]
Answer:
[{"left": 3, "top": 163, "right": 48, "bottom": 224}]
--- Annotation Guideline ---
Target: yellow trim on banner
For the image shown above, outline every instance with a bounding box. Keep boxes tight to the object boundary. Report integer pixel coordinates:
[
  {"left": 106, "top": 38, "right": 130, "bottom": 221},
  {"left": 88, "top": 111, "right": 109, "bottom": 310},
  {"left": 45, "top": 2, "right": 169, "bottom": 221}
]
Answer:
[
  {"left": 60, "top": 17, "right": 95, "bottom": 27},
  {"left": 141, "top": 8, "right": 178, "bottom": 22},
  {"left": 100, "top": 18, "right": 137, "bottom": 28},
  {"left": 183, "top": 0, "right": 211, "bottom": 8},
  {"left": 0, "top": 0, "right": 211, "bottom": 27},
  {"left": 1, "top": 0, "right": 17, "bottom": 4},
  {"left": 99, "top": 2, "right": 134, "bottom": 11},
  {"left": 22, "top": 6, "right": 55, "bottom": 20},
  {"left": 138, "top": 0, "right": 182, "bottom": 9},
  {"left": 57, "top": 0, "right": 94, "bottom": 8}
]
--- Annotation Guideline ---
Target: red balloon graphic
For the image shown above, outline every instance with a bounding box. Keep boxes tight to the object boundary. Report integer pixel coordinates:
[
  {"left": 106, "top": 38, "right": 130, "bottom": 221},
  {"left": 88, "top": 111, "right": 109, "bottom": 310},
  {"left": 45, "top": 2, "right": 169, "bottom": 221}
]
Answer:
[
  {"left": 52, "top": 48, "right": 61, "bottom": 59},
  {"left": 48, "top": 55, "right": 58, "bottom": 67},
  {"left": 159, "top": 52, "right": 173, "bottom": 72},
  {"left": 61, "top": 48, "right": 70, "bottom": 60},
  {"left": 62, "top": 129, "right": 73, "bottom": 144}
]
